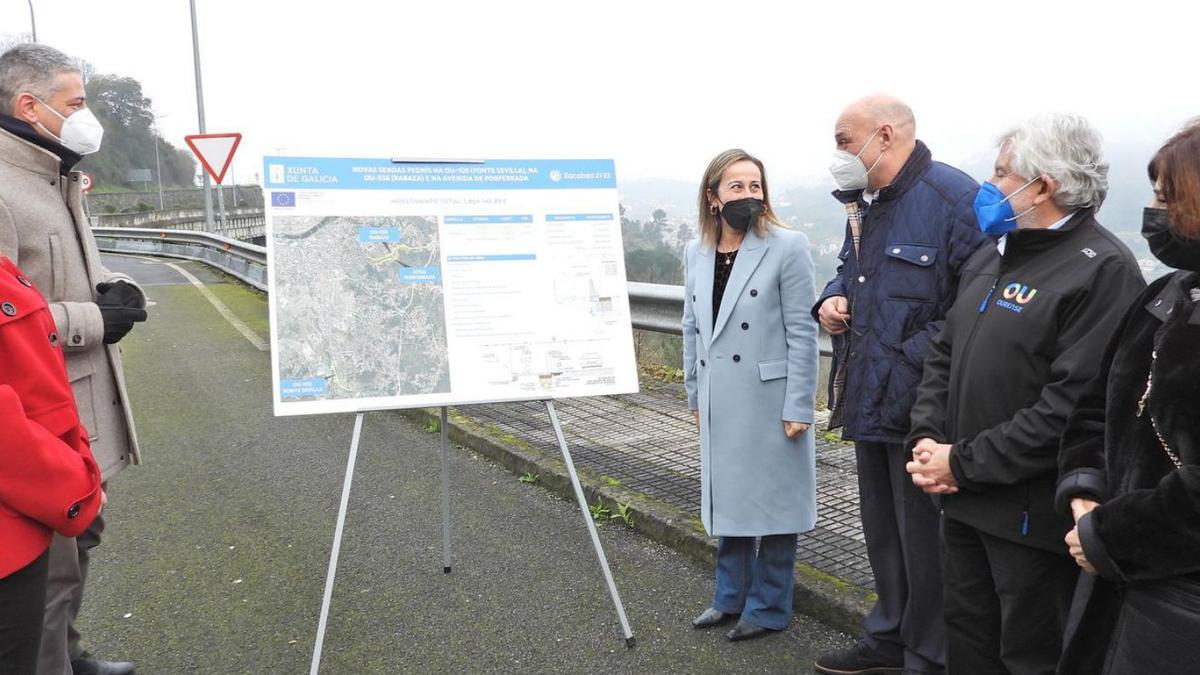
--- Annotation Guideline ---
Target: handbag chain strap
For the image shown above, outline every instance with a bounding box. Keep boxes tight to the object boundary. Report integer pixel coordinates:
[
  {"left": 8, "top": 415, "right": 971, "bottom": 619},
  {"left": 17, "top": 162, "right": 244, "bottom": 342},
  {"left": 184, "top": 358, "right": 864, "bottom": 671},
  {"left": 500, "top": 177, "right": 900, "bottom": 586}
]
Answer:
[{"left": 1136, "top": 349, "right": 1183, "bottom": 469}]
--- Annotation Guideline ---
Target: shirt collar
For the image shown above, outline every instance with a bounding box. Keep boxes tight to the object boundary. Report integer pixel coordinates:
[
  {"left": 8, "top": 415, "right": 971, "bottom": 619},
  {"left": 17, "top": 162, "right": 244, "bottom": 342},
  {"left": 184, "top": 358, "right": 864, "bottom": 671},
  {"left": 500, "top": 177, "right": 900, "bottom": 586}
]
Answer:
[{"left": 997, "top": 210, "right": 1078, "bottom": 255}]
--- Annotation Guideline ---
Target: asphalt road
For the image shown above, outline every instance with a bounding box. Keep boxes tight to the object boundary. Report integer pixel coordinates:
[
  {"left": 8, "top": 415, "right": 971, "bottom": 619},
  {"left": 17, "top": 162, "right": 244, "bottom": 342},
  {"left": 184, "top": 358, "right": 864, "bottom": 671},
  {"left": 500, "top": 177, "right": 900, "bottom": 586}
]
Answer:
[{"left": 75, "top": 254, "right": 852, "bottom": 674}]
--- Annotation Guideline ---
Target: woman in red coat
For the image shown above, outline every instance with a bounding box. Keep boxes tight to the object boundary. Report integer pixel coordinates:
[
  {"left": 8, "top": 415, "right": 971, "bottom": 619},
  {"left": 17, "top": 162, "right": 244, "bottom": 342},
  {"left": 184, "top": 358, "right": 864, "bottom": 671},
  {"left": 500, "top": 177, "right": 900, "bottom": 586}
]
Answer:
[{"left": 0, "top": 253, "right": 103, "bottom": 674}]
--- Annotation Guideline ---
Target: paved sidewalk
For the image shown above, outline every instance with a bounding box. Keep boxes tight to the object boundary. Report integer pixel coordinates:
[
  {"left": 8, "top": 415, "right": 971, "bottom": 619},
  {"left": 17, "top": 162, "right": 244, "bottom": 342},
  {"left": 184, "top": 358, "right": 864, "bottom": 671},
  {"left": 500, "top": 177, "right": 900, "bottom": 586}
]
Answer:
[
  {"left": 461, "top": 381, "right": 872, "bottom": 591},
  {"left": 80, "top": 254, "right": 856, "bottom": 673}
]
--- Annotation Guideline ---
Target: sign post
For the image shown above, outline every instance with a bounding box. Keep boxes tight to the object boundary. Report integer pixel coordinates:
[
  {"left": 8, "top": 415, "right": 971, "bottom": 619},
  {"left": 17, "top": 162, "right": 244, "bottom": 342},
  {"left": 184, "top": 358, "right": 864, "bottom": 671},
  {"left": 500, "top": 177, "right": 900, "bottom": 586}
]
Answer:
[{"left": 186, "top": 132, "right": 242, "bottom": 233}]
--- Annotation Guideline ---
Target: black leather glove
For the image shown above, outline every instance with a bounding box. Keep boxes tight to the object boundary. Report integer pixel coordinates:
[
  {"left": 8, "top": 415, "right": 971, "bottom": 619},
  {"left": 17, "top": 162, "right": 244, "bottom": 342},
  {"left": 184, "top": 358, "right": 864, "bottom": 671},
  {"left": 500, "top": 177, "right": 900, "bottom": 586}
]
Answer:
[{"left": 96, "top": 281, "right": 147, "bottom": 344}]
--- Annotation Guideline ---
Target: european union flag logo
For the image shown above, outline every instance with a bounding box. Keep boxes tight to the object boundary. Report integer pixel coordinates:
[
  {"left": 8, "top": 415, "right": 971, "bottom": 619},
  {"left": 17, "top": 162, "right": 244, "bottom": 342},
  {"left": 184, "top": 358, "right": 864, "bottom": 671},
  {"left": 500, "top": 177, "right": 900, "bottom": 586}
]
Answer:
[{"left": 271, "top": 191, "right": 296, "bottom": 207}]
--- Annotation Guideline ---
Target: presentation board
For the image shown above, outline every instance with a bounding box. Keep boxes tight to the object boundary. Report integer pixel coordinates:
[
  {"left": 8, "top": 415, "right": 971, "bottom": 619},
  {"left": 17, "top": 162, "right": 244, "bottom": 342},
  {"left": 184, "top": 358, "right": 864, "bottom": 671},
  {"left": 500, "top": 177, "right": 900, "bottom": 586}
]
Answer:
[{"left": 262, "top": 157, "right": 639, "bottom": 416}]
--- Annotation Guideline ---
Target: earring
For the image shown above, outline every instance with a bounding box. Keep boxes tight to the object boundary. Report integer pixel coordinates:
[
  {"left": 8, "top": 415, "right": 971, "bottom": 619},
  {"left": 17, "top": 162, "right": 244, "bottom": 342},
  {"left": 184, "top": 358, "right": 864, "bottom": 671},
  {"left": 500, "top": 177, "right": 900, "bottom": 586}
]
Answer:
[{"left": 710, "top": 205, "right": 719, "bottom": 215}]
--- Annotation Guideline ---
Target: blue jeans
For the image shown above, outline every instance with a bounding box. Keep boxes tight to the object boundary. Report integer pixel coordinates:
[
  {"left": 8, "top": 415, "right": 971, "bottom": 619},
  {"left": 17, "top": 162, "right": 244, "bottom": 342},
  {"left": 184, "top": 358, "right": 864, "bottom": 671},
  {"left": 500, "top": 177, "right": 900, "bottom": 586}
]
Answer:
[{"left": 712, "top": 534, "right": 798, "bottom": 630}]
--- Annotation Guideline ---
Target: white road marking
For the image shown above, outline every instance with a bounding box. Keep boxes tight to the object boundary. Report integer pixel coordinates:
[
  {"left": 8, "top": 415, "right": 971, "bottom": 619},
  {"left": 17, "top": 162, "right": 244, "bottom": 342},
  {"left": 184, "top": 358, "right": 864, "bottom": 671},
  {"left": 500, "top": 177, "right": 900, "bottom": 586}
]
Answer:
[{"left": 121, "top": 254, "right": 268, "bottom": 352}]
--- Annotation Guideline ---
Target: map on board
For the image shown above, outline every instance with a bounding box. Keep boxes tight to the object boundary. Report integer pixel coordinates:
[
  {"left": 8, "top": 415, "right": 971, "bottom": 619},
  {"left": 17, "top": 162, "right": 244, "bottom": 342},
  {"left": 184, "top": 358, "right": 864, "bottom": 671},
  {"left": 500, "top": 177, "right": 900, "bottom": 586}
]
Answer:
[{"left": 270, "top": 215, "right": 449, "bottom": 402}]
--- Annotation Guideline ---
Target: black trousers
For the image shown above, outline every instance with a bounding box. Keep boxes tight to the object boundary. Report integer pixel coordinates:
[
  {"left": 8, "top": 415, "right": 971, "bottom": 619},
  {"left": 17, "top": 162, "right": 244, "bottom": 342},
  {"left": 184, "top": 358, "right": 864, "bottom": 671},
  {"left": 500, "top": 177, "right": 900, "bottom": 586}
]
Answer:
[
  {"left": 942, "top": 516, "right": 1078, "bottom": 675},
  {"left": 856, "top": 441, "right": 946, "bottom": 673},
  {"left": 0, "top": 550, "right": 50, "bottom": 675}
]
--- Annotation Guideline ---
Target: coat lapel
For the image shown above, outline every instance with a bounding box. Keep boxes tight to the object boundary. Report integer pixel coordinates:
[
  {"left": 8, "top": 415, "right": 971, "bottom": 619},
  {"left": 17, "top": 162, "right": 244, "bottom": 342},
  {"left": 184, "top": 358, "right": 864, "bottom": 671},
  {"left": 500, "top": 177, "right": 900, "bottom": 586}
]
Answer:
[
  {"left": 695, "top": 242, "right": 715, "bottom": 347},
  {"left": 712, "top": 228, "right": 768, "bottom": 342}
]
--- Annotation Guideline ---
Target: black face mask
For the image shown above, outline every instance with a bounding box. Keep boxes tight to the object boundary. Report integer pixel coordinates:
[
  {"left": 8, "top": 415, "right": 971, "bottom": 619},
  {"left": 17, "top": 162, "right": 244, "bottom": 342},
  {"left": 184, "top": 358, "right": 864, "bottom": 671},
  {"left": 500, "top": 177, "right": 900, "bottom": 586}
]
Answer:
[
  {"left": 1143, "top": 207, "right": 1200, "bottom": 272},
  {"left": 719, "top": 198, "right": 764, "bottom": 233}
]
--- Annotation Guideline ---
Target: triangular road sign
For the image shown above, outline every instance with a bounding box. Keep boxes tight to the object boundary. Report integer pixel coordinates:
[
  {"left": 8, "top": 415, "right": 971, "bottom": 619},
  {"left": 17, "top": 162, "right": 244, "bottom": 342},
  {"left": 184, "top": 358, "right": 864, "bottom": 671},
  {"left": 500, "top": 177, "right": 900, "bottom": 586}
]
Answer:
[{"left": 185, "top": 132, "right": 242, "bottom": 184}]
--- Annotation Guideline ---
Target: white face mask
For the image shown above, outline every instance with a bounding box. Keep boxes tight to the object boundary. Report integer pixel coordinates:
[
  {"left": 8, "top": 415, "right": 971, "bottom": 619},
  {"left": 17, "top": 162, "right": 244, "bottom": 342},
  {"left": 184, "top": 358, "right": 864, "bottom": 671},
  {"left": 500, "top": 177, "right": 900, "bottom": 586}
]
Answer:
[
  {"left": 30, "top": 95, "right": 104, "bottom": 155},
  {"left": 829, "top": 127, "right": 884, "bottom": 192}
]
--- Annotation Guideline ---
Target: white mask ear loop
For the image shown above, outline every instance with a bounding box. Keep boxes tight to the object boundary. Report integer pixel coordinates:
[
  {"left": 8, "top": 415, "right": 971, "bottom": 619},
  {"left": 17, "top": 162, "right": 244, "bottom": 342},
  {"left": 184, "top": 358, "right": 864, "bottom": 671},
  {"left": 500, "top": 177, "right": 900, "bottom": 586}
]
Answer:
[
  {"left": 857, "top": 127, "right": 887, "bottom": 176},
  {"left": 1003, "top": 176, "right": 1044, "bottom": 222},
  {"left": 27, "top": 94, "right": 68, "bottom": 143}
]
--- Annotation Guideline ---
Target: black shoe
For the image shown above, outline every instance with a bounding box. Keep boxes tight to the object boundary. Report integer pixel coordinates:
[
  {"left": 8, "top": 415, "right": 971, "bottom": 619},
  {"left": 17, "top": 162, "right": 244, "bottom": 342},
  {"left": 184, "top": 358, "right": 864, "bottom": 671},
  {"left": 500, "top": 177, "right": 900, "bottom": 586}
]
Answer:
[
  {"left": 691, "top": 607, "right": 734, "bottom": 628},
  {"left": 813, "top": 641, "right": 904, "bottom": 674},
  {"left": 725, "top": 620, "right": 775, "bottom": 642},
  {"left": 71, "top": 653, "right": 136, "bottom": 675}
]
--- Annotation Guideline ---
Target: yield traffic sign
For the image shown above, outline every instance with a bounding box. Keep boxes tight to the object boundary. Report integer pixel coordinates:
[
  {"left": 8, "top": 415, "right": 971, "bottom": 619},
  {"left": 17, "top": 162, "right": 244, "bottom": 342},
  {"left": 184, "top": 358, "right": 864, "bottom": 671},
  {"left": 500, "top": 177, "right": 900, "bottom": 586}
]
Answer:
[{"left": 185, "top": 132, "right": 242, "bottom": 184}]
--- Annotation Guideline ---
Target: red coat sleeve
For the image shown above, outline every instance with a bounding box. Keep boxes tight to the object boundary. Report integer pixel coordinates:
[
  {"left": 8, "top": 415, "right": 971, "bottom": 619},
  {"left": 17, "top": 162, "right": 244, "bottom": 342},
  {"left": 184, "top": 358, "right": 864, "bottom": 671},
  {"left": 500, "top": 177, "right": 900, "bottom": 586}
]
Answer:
[{"left": 0, "top": 385, "right": 102, "bottom": 537}]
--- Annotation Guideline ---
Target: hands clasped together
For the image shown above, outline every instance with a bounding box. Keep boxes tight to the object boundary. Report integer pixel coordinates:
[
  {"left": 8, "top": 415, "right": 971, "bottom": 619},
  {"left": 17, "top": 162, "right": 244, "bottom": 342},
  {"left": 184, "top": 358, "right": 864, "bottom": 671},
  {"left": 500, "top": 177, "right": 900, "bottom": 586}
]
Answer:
[
  {"left": 906, "top": 437, "right": 958, "bottom": 495},
  {"left": 907, "top": 438, "right": 1100, "bottom": 573}
]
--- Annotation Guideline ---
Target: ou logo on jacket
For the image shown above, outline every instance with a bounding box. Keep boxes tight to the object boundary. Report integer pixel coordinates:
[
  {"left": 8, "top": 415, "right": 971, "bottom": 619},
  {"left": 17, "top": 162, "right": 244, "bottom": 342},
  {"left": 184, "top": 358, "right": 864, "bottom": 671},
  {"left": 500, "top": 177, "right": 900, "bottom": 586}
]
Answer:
[{"left": 1002, "top": 282, "right": 1038, "bottom": 305}]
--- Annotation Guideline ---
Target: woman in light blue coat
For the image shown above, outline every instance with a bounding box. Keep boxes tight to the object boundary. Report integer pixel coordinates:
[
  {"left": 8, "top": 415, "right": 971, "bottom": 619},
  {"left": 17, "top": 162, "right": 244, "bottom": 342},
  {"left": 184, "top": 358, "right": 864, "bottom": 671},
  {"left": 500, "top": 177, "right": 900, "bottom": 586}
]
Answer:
[{"left": 683, "top": 149, "right": 819, "bottom": 641}]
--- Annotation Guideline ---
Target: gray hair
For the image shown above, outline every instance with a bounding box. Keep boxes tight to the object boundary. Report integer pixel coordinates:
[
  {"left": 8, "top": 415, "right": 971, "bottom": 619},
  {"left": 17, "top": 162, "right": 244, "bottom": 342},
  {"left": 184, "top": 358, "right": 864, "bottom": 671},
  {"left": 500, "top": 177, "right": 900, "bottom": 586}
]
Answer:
[
  {"left": 0, "top": 43, "right": 80, "bottom": 112},
  {"left": 999, "top": 113, "right": 1109, "bottom": 210}
]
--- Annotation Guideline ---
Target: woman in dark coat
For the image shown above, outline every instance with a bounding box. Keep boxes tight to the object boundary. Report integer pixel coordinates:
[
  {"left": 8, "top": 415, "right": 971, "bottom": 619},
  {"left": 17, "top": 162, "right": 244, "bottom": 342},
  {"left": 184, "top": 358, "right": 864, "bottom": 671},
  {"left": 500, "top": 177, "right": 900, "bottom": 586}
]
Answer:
[
  {"left": 1056, "top": 120, "right": 1200, "bottom": 674},
  {"left": 0, "top": 252, "right": 103, "bottom": 674}
]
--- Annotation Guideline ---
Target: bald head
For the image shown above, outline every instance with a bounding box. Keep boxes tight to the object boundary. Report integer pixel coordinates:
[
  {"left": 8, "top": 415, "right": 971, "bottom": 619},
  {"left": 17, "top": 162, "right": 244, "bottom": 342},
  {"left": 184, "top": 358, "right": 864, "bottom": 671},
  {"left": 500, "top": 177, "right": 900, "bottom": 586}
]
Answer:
[
  {"left": 833, "top": 93, "right": 918, "bottom": 190},
  {"left": 840, "top": 94, "right": 916, "bottom": 138}
]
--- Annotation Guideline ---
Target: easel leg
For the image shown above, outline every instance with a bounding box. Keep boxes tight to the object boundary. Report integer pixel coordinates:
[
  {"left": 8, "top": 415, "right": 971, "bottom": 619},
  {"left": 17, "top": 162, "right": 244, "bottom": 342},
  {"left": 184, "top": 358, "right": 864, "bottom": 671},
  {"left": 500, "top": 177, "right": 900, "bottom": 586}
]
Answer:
[
  {"left": 310, "top": 412, "right": 366, "bottom": 675},
  {"left": 440, "top": 406, "right": 452, "bottom": 574},
  {"left": 544, "top": 400, "right": 636, "bottom": 647}
]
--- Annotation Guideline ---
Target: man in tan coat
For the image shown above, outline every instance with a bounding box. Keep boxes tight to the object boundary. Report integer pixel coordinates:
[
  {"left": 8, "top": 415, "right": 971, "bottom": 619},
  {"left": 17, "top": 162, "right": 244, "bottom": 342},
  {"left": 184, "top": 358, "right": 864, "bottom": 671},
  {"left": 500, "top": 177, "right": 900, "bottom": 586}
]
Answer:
[{"left": 0, "top": 44, "right": 146, "bottom": 675}]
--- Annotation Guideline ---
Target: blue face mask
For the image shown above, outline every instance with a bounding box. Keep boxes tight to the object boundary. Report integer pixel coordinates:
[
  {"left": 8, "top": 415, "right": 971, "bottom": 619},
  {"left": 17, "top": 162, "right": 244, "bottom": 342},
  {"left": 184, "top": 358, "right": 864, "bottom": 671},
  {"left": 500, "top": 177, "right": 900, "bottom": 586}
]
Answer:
[{"left": 973, "top": 177, "right": 1041, "bottom": 235}]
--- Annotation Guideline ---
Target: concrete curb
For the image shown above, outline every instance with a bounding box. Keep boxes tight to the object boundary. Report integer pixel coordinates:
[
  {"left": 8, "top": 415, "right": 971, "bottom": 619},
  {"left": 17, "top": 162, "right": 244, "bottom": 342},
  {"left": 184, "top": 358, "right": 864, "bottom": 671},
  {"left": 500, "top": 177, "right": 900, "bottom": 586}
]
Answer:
[{"left": 395, "top": 407, "right": 873, "bottom": 635}]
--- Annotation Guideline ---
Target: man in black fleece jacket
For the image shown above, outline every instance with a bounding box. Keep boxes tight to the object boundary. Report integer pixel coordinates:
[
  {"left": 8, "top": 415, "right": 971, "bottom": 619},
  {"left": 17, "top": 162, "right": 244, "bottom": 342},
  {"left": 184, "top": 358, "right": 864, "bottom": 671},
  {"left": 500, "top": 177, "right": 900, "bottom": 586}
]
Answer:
[{"left": 905, "top": 114, "right": 1145, "bottom": 674}]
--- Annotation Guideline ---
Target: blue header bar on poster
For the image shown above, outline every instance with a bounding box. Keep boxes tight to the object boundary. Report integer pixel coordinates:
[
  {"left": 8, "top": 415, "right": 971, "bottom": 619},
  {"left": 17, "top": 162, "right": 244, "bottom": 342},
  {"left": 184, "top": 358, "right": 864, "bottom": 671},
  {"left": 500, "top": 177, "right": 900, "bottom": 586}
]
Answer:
[{"left": 263, "top": 157, "right": 616, "bottom": 190}]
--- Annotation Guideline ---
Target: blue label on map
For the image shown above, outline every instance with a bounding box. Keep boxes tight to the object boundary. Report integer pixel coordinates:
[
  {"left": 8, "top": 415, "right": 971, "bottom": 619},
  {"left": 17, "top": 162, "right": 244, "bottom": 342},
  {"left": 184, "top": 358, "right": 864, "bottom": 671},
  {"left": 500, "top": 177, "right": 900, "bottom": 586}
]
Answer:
[
  {"left": 545, "top": 213, "right": 614, "bottom": 222},
  {"left": 399, "top": 266, "right": 441, "bottom": 283},
  {"left": 446, "top": 254, "right": 537, "bottom": 262},
  {"left": 280, "top": 378, "right": 328, "bottom": 398},
  {"left": 357, "top": 228, "right": 402, "bottom": 243},
  {"left": 444, "top": 215, "right": 533, "bottom": 224}
]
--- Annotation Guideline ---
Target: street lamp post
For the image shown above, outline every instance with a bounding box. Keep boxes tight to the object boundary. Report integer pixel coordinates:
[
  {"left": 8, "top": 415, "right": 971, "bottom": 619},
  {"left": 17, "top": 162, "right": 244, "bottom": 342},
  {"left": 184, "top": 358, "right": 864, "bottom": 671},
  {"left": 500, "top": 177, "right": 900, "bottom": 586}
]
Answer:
[
  {"left": 188, "top": 0, "right": 215, "bottom": 232},
  {"left": 27, "top": 1, "right": 36, "bottom": 42},
  {"left": 152, "top": 113, "right": 167, "bottom": 210}
]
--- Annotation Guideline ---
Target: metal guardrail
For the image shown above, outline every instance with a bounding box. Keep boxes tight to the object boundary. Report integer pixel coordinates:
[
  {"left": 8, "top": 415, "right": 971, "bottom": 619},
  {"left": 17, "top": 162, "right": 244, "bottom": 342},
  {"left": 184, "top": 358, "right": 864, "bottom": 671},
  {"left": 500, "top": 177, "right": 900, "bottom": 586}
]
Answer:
[
  {"left": 90, "top": 208, "right": 266, "bottom": 242},
  {"left": 627, "top": 281, "right": 833, "bottom": 356},
  {"left": 92, "top": 227, "right": 268, "bottom": 292}
]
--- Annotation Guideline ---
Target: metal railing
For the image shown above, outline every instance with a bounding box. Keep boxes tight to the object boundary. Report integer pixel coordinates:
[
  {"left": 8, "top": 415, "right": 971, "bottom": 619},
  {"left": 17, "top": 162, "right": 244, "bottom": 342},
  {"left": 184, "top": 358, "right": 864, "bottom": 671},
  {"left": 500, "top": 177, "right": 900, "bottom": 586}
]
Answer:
[
  {"left": 628, "top": 281, "right": 833, "bottom": 356},
  {"left": 92, "top": 227, "right": 267, "bottom": 292},
  {"left": 90, "top": 208, "right": 266, "bottom": 242}
]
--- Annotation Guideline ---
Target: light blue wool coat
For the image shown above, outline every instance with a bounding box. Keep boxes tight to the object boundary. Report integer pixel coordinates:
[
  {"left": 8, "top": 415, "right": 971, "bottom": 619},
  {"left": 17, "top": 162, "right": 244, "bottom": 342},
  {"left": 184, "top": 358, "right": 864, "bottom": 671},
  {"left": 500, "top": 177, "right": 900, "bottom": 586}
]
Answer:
[{"left": 683, "top": 225, "right": 819, "bottom": 537}]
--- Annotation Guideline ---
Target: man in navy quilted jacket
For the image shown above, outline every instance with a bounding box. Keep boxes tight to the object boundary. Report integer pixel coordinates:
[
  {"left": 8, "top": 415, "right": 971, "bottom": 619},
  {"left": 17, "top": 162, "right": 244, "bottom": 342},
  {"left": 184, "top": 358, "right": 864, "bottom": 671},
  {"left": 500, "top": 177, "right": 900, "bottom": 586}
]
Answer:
[{"left": 812, "top": 95, "right": 989, "bottom": 675}]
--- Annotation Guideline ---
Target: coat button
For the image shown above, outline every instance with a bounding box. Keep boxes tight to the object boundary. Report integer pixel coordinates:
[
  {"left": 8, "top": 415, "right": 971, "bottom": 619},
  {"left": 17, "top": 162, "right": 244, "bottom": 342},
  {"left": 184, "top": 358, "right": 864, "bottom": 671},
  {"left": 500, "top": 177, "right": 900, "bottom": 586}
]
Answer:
[
  {"left": 741, "top": 322, "right": 749, "bottom": 330},
  {"left": 732, "top": 354, "right": 741, "bottom": 362},
  {"left": 72, "top": 334, "right": 82, "bottom": 344},
  {"left": 700, "top": 360, "right": 706, "bottom": 367},
  {"left": 1, "top": 302, "right": 15, "bottom": 316},
  {"left": 695, "top": 327, "right": 700, "bottom": 334},
  {"left": 17, "top": 275, "right": 31, "bottom": 287},
  {"left": 49, "top": 332, "right": 59, "bottom": 346},
  {"left": 920, "top": 255, "right": 930, "bottom": 262},
  {"left": 892, "top": 247, "right": 901, "bottom": 254},
  {"left": 858, "top": 275, "right": 866, "bottom": 283},
  {"left": 692, "top": 294, "right": 696, "bottom": 301},
  {"left": 67, "top": 503, "right": 80, "bottom": 519},
  {"left": 749, "top": 289, "right": 758, "bottom": 297}
]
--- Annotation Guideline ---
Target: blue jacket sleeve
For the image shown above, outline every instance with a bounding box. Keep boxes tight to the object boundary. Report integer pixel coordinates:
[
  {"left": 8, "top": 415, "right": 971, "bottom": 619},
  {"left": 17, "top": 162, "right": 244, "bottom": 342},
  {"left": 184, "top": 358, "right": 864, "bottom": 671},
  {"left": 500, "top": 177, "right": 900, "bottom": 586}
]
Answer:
[{"left": 811, "top": 221, "right": 850, "bottom": 321}]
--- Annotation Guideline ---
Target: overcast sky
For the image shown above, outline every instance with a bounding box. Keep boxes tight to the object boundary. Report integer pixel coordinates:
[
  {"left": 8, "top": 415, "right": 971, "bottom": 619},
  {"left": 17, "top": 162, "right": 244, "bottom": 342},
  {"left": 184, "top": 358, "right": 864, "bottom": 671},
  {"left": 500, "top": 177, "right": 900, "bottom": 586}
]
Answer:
[{"left": 1, "top": 0, "right": 1196, "bottom": 188}]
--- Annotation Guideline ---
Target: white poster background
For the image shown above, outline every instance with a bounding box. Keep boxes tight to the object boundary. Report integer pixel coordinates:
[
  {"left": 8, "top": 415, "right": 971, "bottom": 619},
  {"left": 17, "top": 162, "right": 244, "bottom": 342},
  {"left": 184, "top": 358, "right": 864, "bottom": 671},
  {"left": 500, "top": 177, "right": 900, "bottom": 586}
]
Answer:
[{"left": 263, "top": 157, "right": 639, "bottom": 416}]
